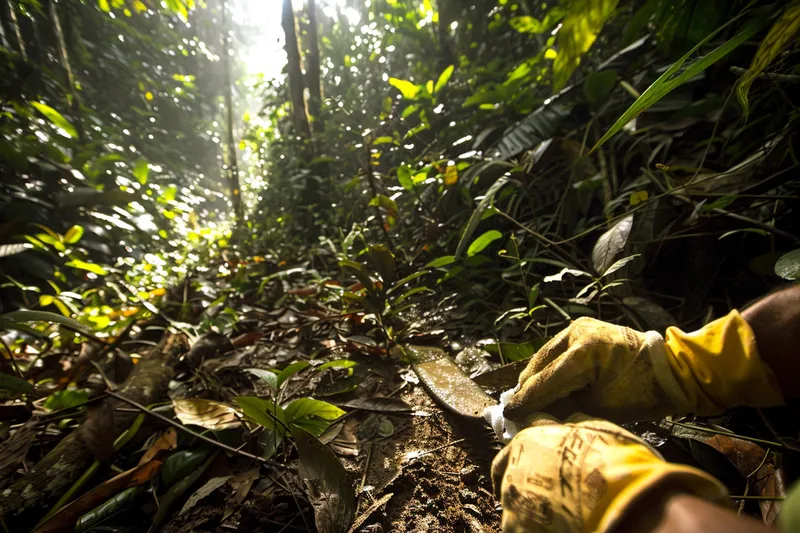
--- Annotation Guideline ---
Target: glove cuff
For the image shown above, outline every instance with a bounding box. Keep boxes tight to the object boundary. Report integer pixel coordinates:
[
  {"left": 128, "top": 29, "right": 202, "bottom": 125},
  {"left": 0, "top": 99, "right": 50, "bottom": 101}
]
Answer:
[
  {"left": 597, "top": 445, "right": 729, "bottom": 533},
  {"left": 663, "top": 310, "right": 785, "bottom": 415}
]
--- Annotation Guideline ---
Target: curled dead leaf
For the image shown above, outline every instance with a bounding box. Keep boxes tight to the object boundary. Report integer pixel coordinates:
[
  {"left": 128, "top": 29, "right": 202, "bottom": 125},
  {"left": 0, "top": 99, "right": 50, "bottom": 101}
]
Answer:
[{"left": 173, "top": 398, "right": 241, "bottom": 430}]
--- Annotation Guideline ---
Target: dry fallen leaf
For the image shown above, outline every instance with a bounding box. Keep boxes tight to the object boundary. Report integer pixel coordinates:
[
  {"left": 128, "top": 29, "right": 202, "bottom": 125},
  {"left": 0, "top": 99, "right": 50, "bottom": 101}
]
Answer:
[
  {"left": 173, "top": 398, "right": 241, "bottom": 430},
  {"left": 139, "top": 427, "right": 178, "bottom": 465}
]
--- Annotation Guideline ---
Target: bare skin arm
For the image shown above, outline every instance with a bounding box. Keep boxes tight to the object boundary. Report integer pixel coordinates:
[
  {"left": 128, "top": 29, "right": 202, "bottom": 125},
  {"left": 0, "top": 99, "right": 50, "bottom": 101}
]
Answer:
[
  {"left": 616, "top": 288, "right": 800, "bottom": 533},
  {"left": 618, "top": 491, "right": 774, "bottom": 533},
  {"left": 742, "top": 284, "right": 800, "bottom": 399}
]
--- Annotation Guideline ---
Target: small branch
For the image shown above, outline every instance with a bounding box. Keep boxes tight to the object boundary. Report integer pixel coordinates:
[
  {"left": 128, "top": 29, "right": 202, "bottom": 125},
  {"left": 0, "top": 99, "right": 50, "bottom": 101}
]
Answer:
[
  {"left": 729, "top": 495, "right": 785, "bottom": 501},
  {"left": 729, "top": 66, "right": 800, "bottom": 83},
  {"left": 105, "top": 390, "right": 283, "bottom": 469},
  {"left": 667, "top": 420, "right": 792, "bottom": 451}
]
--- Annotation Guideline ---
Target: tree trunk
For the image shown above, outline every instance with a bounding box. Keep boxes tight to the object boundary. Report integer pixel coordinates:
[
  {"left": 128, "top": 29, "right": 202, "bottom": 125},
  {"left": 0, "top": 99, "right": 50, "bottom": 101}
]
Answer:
[
  {"left": 281, "top": 0, "right": 311, "bottom": 138},
  {"left": 4, "top": 0, "right": 26, "bottom": 59},
  {"left": 306, "top": 0, "right": 323, "bottom": 132},
  {"left": 0, "top": 333, "right": 189, "bottom": 531},
  {"left": 220, "top": 0, "right": 243, "bottom": 222},
  {"left": 49, "top": 0, "right": 83, "bottom": 140}
]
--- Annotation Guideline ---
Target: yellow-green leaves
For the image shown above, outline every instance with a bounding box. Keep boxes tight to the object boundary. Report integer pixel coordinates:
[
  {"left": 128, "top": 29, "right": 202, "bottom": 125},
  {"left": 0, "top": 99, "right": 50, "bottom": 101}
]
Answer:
[
  {"left": 467, "top": 230, "right": 502, "bottom": 257},
  {"left": 133, "top": 159, "right": 149, "bottom": 184},
  {"left": 63, "top": 225, "right": 84, "bottom": 244},
  {"left": 31, "top": 101, "right": 78, "bottom": 139},
  {"left": 434, "top": 65, "right": 454, "bottom": 93},
  {"left": 388, "top": 78, "right": 420, "bottom": 99},
  {"left": 736, "top": 1, "right": 800, "bottom": 117},
  {"left": 65, "top": 259, "right": 109, "bottom": 276},
  {"left": 98, "top": 0, "right": 110, "bottom": 12},
  {"left": 552, "top": 0, "right": 619, "bottom": 91}
]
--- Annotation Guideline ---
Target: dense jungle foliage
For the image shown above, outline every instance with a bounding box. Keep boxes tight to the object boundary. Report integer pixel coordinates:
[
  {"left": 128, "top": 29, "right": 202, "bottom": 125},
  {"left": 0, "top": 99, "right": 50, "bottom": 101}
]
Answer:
[{"left": 0, "top": 0, "right": 799, "bottom": 531}]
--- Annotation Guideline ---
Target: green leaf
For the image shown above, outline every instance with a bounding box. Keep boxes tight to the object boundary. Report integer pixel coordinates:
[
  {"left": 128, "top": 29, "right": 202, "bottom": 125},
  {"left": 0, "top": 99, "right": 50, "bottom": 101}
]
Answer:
[
  {"left": 44, "top": 388, "right": 89, "bottom": 411},
  {"left": 397, "top": 164, "right": 413, "bottom": 190},
  {"left": 3, "top": 310, "right": 89, "bottom": 334},
  {"left": 775, "top": 249, "right": 800, "bottom": 280},
  {"left": 291, "top": 426, "right": 355, "bottom": 533},
  {"left": 31, "top": 101, "right": 78, "bottom": 139},
  {"left": 602, "top": 254, "right": 640, "bottom": 277},
  {"left": 552, "top": 0, "right": 620, "bottom": 90},
  {"left": 493, "top": 104, "right": 569, "bottom": 160},
  {"left": 317, "top": 360, "right": 357, "bottom": 372},
  {"left": 367, "top": 244, "right": 396, "bottom": 284},
  {"left": 65, "top": 259, "right": 109, "bottom": 276},
  {"left": 161, "top": 449, "right": 210, "bottom": 488},
  {"left": 98, "top": 0, "right": 111, "bottom": 12},
  {"left": 285, "top": 398, "right": 346, "bottom": 423},
  {"left": 592, "top": 214, "right": 633, "bottom": 274},
  {"left": 276, "top": 361, "right": 311, "bottom": 389},
  {"left": 484, "top": 341, "right": 546, "bottom": 362},
  {"left": 388, "top": 78, "right": 420, "bottom": 99},
  {"left": 245, "top": 368, "right": 278, "bottom": 389},
  {"left": 425, "top": 255, "right": 457, "bottom": 268},
  {"left": 543, "top": 268, "right": 591, "bottom": 283},
  {"left": 373, "top": 136, "right": 394, "bottom": 145},
  {"left": 528, "top": 283, "right": 540, "bottom": 308},
  {"left": 467, "top": 230, "right": 503, "bottom": 257},
  {"left": 133, "top": 159, "right": 149, "bottom": 185},
  {"left": 583, "top": 70, "right": 618, "bottom": 104},
  {"left": 63, "top": 225, "right": 85, "bottom": 244},
  {"left": 0, "top": 372, "right": 34, "bottom": 394},
  {"left": 455, "top": 174, "right": 512, "bottom": 258},
  {"left": 592, "top": 15, "right": 768, "bottom": 152},
  {"left": 736, "top": 2, "right": 800, "bottom": 117},
  {"left": 433, "top": 65, "right": 454, "bottom": 93},
  {"left": 235, "top": 396, "right": 286, "bottom": 430}
]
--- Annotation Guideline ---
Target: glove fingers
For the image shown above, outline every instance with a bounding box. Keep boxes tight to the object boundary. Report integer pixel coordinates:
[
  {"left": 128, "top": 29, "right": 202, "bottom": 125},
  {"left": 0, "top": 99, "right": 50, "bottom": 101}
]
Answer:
[
  {"left": 490, "top": 443, "right": 511, "bottom": 499},
  {"left": 516, "top": 325, "right": 574, "bottom": 384},
  {"left": 516, "top": 317, "right": 602, "bottom": 385},
  {"left": 504, "top": 348, "right": 596, "bottom": 421}
]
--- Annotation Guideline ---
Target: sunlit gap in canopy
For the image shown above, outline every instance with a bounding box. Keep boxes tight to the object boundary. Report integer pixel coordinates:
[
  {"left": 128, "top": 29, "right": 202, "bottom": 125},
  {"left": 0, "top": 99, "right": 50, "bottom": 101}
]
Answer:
[{"left": 230, "top": 0, "right": 361, "bottom": 79}]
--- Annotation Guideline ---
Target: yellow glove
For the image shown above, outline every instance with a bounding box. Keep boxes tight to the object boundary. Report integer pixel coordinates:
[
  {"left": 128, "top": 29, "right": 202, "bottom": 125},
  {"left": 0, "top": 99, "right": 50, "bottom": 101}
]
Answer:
[
  {"left": 492, "top": 414, "right": 728, "bottom": 533},
  {"left": 504, "top": 311, "right": 784, "bottom": 423}
]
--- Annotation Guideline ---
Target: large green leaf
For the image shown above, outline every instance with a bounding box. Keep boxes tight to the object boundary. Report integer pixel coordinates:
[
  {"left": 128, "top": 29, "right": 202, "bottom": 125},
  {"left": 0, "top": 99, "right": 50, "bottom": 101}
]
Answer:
[
  {"left": 31, "top": 102, "right": 78, "bottom": 139},
  {"left": 433, "top": 65, "right": 454, "bottom": 93},
  {"left": 276, "top": 361, "right": 311, "bottom": 389},
  {"left": 467, "top": 230, "right": 503, "bottom": 257},
  {"left": 552, "top": 0, "right": 620, "bottom": 90},
  {"left": 455, "top": 177, "right": 511, "bottom": 259},
  {"left": 388, "top": 78, "right": 420, "bottom": 99},
  {"left": 492, "top": 103, "right": 570, "bottom": 160},
  {"left": 65, "top": 259, "right": 108, "bottom": 276},
  {"left": 285, "top": 398, "right": 345, "bottom": 422},
  {"left": 736, "top": 1, "right": 800, "bottom": 117},
  {"left": 2, "top": 310, "right": 90, "bottom": 335},
  {"left": 0, "top": 372, "right": 35, "bottom": 394},
  {"left": 592, "top": 14, "right": 768, "bottom": 152}
]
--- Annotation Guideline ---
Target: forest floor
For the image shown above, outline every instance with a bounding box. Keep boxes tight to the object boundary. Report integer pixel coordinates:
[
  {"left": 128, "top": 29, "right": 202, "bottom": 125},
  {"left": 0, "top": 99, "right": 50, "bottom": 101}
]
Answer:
[{"left": 0, "top": 256, "right": 791, "bottom": 533}]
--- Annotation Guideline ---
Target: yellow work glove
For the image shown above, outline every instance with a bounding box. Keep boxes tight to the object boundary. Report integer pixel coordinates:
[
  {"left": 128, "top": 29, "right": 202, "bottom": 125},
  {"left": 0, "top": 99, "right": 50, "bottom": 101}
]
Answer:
[
  {"left": 504, "top": 311, "right": 784, "bottom": 423},
  {"left": 492, "top": 414, "right": 728, "bottom": 533}
]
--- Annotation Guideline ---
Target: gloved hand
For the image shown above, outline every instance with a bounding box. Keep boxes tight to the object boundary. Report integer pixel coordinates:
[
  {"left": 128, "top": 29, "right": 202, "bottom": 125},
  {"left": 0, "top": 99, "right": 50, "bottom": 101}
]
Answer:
[
  {"left": 504, "top": 311, "right": 784, "bottom": 424},
  {"left": 492, "top": 414, "right": 727, "bottom": 533}
]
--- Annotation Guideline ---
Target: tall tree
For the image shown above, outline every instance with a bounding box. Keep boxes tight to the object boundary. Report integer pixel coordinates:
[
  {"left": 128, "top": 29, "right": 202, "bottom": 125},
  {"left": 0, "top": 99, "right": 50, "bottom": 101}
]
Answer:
[
  {"left": 281, "top": 0, "right": 311, "bottom": 138},
  {"left": 306, "top": 0, "right": 323, "bottom": 132},
  {"left": 221, "top": 0, "right": 243, "bottom": 222}
]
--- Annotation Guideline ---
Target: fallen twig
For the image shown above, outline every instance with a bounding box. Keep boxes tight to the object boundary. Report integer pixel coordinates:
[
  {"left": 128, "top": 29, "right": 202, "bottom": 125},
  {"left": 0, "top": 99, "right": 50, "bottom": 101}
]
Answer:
[{"left": 105, "top": 390, "right": 283, "bottom": 469}]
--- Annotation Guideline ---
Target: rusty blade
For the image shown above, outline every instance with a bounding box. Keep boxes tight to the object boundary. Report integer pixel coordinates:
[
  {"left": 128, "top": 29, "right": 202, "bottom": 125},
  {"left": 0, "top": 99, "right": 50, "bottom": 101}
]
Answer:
[{"left": 402, "top": 345, "right": 496, "bottom": 421}]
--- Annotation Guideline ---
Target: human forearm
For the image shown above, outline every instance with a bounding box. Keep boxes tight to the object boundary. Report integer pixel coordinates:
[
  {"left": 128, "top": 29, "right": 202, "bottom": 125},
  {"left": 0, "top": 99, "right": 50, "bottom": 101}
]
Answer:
[
  {"left": 617, "top": 491, "right": 773, "bottom": 533},
  {"left": 742, "top": 284, "right": 800, "bottom": 399}
]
